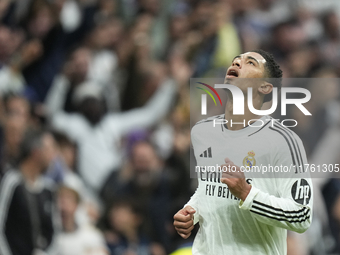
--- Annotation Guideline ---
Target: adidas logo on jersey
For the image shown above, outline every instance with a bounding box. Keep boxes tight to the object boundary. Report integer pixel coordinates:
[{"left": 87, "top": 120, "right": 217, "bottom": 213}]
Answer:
[{"left": 200, "top": 147, "right": 212, "bottom": 158}]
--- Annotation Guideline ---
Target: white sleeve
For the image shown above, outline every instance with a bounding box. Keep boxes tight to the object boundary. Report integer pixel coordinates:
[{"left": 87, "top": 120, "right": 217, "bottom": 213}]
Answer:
[
  {"left": 106, "top": 78, "right": 177, "bottom": 135},
  {"left": 184, "top": 187, "right": 200, "bottom": 225},
  {"left": 0, "top": 66, "right": 25, "bottom": 94},
  {"left": 50, "top": 112, "right": 87, "bottom": 142},
  {"left": 0, "top": 172, "right": 21, "bottom": 255},
  {"left": 45, "top": 75, "right": 70, "bottom": 116},
  {"left": 45, "top": 75, "right": 86, "bottom": 141},
  {"left": 239, "top": 131, "right": 313, "bottom": 233},
  {"left": 184, "top": 133, "right": 201, "bottom": 225}
]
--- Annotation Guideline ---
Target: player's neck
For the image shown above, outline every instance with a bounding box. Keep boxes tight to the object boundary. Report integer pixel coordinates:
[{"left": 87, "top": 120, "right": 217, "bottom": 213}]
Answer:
[{"left": 224, "top": 99, "right": 262, "bottom": 131}]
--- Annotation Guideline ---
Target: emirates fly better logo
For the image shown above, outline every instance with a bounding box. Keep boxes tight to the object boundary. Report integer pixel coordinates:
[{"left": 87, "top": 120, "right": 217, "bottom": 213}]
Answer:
[{"left": 196, "top": 82, "right": 312, "bottom": 128}]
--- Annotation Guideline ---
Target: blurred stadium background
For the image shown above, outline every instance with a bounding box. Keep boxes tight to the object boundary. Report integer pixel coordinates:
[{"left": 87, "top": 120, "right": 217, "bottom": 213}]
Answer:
[{"left": 1, "top": 0, "right": 340, "bottom": 254}]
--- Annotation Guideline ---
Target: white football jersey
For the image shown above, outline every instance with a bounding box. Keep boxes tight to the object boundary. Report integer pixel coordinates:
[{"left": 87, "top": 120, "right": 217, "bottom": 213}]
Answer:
[{"left": 187, "top": 115, "right": 313, "bottom": 255}]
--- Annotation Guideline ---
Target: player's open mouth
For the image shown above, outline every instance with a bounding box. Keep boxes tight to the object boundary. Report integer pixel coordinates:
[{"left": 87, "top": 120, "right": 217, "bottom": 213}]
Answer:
[{"left": 226, "top": 68, "right": 239, "bottom": 78}]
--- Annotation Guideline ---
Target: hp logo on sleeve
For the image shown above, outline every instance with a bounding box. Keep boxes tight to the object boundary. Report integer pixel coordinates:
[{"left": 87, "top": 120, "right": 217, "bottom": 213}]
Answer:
[{"left": 291, "top": 179, "right": 311, "bottom": 205}]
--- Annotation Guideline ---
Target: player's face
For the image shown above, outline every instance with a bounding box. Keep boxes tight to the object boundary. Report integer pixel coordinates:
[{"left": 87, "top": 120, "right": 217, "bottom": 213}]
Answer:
[{"left": 224, "top": 52, "right": 267, "bottom": 91}]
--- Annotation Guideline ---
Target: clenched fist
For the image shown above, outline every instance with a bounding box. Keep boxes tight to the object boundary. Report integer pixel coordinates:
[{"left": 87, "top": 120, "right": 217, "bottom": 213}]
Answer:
[{"left": 173, "top": 205, "right": 196, "bottom": 239}]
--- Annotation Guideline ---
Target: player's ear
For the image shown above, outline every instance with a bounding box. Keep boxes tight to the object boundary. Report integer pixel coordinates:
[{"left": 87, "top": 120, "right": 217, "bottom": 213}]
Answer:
[{"left": 258, "top": 81, "right": 273, "bottom": 95}]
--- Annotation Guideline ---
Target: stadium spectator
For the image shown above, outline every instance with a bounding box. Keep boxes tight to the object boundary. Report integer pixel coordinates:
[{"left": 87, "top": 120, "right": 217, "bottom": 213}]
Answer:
[
  {"left": 0, "top": 129, "right": 59, "bottom": 255},
  {"left": 114, "top": 140, "right": 173, "bottom": 253},
  {"left": 0, "top": 94, "right": 32, "bottom": 170},
  {"left": 104, "top": 197, "right": 163, "bottom": 255},
  {"left": 57, "top": 184, "right": 108, "bottom": 255},
  {"left": 46, "top": 73, "right": 176, "bottom": 192}
]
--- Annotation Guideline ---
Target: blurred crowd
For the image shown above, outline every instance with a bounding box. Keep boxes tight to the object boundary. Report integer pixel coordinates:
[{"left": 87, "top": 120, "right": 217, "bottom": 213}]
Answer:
[{"left": 0, "top": 0, "right": 340, "bottom": 254}]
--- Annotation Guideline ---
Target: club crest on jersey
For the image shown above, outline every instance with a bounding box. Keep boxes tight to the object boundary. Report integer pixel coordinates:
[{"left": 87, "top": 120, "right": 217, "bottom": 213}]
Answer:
[{"left": 243, "top": 151, "right": 256, "bottom": 168}]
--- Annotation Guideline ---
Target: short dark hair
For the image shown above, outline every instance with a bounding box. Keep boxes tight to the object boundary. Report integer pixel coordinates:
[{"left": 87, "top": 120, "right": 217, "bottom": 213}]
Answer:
[
  {"left": 18, "top": 129, "right": 45, "bottom": 163},
  {"left": 252, "top": 49, "right": 283, "bottom": 103}
]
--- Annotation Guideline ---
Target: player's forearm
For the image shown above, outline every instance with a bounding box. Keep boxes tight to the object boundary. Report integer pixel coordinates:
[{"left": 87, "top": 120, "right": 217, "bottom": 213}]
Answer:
[{"left": 240, "top": 185, "right": 312, "bottom": 233}]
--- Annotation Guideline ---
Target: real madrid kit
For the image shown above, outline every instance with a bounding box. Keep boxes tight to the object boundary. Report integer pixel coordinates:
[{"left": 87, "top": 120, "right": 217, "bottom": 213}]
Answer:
[{"left": 187, "top": 115, "right": 313, "bottom": 255}]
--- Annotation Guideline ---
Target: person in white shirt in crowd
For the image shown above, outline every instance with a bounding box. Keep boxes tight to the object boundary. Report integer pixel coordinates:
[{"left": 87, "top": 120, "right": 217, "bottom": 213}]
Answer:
[
  {"left": 46, "top": 71, "right": 176, "bottom": 193},
  {"left": 57, "top": 183, "right": 108, "bottom": 255}
]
